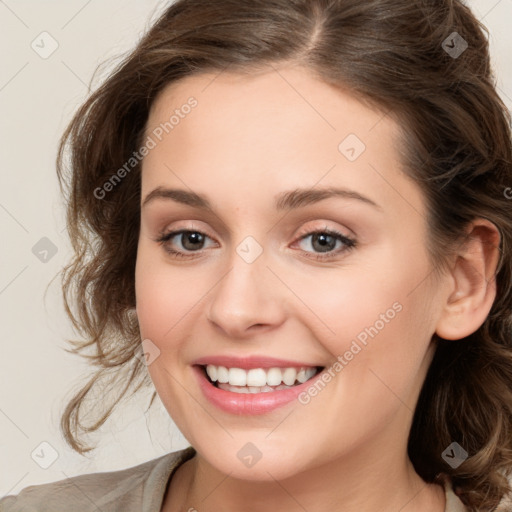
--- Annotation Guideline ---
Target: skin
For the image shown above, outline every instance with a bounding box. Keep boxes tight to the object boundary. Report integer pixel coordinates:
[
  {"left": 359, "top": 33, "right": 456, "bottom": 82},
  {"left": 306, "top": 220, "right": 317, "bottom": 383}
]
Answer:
[{"left": 134, "top": 63, "right": 501, "bottom": 512}]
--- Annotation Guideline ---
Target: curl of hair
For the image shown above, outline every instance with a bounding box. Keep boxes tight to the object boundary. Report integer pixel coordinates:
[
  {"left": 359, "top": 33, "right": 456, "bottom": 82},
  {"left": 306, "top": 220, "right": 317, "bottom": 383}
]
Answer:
[{"left": 56, "top": 1, "right": 512, "bottom": 509}]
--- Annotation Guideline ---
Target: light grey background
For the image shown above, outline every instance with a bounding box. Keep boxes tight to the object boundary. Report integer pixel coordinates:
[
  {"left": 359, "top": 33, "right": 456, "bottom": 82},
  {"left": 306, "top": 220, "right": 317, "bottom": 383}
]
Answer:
[{"left": 1, "top": 0, "right": 511, "bottom": 497}]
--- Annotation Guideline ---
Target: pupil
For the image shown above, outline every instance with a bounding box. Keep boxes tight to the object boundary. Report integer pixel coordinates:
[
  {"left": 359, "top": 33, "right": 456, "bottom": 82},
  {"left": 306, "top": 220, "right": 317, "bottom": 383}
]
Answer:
[
  {"left": 183, "top": 232, "right": 203, "bottom": 250},
  {"left": 313, "top": 233, "right": 335, "bottom": 252}
]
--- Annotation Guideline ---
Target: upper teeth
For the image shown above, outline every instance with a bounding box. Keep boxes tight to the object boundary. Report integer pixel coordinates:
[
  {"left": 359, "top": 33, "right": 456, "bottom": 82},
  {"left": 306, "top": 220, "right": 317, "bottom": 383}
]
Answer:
[{"left": 205, "top": 365, "right": 318, "bottom": 387}]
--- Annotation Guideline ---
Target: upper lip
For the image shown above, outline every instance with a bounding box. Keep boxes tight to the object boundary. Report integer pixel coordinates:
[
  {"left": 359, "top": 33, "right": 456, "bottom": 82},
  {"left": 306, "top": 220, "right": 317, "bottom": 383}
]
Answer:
[{"left": 192, "top": 355, "right": 323, "bottom": 370}]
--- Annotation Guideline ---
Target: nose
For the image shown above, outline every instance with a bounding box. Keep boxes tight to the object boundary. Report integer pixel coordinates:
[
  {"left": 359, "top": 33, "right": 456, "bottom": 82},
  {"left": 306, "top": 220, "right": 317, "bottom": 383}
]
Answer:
[{"left": 206, "top": 248, "right": 286, "bottom": 339}]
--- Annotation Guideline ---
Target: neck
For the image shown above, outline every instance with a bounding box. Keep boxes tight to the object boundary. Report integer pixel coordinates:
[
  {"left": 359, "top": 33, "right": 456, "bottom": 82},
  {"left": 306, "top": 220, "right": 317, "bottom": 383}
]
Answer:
[{"left": 163, "top": 423, "right": 446, "bottom": 512}]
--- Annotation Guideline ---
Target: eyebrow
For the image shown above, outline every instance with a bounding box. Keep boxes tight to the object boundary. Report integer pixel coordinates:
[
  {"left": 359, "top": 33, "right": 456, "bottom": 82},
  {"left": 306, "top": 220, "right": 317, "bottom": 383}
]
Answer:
[{"left": 141, "top": 186, "right": 382, "bottom": 212}]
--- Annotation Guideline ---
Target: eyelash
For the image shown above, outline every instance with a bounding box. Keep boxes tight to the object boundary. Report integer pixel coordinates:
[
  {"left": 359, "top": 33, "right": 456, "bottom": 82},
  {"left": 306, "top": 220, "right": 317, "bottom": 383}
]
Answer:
[{"left": 154, "top": 226, "right": 357, "bottom": 261}]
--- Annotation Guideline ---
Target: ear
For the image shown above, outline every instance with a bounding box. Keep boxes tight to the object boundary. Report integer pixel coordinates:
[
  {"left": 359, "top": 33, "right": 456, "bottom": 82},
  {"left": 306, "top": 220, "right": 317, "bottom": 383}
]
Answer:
[{"left": 435, "top": 218, "right": 501, "bottom": 341}]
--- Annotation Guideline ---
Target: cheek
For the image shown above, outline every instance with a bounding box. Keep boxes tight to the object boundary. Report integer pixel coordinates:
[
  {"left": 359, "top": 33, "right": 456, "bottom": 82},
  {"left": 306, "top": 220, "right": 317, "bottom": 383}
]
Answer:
[
  {"left": 135, "top": 244, "right": 193, "bottom": 347},
  {"left": 134, "top": 248, "right": 201, "bottom": 411},
  {"left": 294, "top": 278, "right": 435, "bottom": 446},
  {"left": 295, "top": 246, "right": 436, "bottom": 389}
]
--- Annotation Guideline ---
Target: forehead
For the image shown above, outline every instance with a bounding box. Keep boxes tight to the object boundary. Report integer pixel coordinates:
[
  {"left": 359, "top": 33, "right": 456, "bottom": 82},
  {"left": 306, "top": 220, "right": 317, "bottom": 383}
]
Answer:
[
  {"left": 146, "top": 65, "right": 397, "bottom": 142},
  {"left": 141, "top": 65, "right": 425, "bottom": 221}
]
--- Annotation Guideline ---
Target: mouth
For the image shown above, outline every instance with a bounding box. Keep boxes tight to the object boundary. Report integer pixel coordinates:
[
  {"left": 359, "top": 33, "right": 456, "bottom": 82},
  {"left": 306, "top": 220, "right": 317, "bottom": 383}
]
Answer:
[{"left": 197, "top": 364, "right": 325, "bottom": 394}]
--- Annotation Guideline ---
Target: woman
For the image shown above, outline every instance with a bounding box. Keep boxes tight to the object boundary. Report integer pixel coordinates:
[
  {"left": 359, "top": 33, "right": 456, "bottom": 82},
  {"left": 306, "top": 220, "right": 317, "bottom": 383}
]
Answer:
[{"left": 2, "top": 0, "right": 512, "bottom": 511}]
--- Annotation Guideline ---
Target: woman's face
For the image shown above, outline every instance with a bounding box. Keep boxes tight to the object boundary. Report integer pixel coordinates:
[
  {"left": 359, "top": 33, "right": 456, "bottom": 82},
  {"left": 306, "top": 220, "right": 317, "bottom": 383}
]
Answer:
[{"left": 135, "top": 65, "right": 450, "bottom": 480}]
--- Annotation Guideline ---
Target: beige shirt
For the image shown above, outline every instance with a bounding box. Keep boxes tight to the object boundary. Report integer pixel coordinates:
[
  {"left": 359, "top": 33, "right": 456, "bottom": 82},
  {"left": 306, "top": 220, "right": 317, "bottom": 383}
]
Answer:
[{"left": 0, "top": 446, "right": 471, "bottom": 511}]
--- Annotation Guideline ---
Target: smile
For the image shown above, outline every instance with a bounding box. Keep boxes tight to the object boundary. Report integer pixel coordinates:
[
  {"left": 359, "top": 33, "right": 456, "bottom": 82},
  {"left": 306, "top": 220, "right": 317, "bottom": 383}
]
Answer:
[
  {"left": 193, "top": 364, "right": 326, "bottom": 415},
  {"left": 204, "top": 364, "right": 322, "bottom": 393}
]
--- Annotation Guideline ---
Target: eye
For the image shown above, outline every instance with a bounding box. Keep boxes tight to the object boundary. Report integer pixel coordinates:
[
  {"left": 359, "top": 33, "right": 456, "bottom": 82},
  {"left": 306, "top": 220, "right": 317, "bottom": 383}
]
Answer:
[
  {"left": 155, "top": 229, "right": 216, "bottom": 258},
  {"left": 293, "top": 226, "right": 357, "bottom": 260},
  {"left": 154, "top": 225, "right": 357, "bottom": 261}
]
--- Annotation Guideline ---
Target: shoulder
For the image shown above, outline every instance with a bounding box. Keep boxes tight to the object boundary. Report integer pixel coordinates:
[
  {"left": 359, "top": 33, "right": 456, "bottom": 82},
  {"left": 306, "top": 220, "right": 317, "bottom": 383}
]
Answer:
[{"left": 0, "top": 446, "right": 196, "bottom": 512}]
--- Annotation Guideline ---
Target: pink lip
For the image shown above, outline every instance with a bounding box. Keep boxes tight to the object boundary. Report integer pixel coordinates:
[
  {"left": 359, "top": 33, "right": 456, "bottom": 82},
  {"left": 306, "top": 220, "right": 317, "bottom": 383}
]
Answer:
[
  {"left": 192, "top": 364, "right": 324, "bottom": 415},
  {"left": 191, "top": 355, "right": 320, "bottom": 369}
]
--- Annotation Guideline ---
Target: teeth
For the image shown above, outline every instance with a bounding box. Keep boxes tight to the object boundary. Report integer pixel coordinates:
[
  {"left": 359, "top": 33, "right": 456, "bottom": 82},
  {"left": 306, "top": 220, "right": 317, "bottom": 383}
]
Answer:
[
  {"left": 228, "top": 367, "right": 247, "bottom": 386},
  {"left": 218, "top": 383, "right": 296, "bottom": 393},
  {"left": 266, "top": 368, "right": 282, "bottom": 386},
  {"left": 216, "top": 366, "right": 229, "bottom": 383},
  {"left": 282, "top": 368, "right": 297, "bottom": 386},
  {"left": 205, "top": 364, "right": 319, "bottom": 388},
  {"left": 296, "top": 368, "right": 309, "bottom": 383}
]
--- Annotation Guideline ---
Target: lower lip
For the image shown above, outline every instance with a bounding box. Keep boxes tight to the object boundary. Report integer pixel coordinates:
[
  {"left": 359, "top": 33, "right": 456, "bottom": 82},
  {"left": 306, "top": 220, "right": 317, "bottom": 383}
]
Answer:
[{"left": 193, "top": 365, "right": 323, "bottom": 415}]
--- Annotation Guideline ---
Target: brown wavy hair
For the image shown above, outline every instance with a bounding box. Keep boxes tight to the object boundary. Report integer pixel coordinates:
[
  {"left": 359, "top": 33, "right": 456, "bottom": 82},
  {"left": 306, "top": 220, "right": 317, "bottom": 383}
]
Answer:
[{"left": 56, "top": 0, "right": 512, "bottom": 510}]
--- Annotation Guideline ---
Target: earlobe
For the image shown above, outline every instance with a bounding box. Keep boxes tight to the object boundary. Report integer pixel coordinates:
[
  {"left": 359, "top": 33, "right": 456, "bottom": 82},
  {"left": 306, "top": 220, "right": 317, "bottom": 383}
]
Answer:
[{"left": 435, "top": 219, "right": 501, "bottom": 341}]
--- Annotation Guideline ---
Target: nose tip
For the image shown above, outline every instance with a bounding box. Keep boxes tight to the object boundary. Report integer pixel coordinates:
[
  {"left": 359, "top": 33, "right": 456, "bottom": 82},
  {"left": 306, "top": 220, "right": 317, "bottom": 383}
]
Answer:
[
  {"left": 208, "top": 295, "right": 274, "bottom": 338},
  {"left": 205, "top": 258, "right": 285, "bottom": 339}
]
